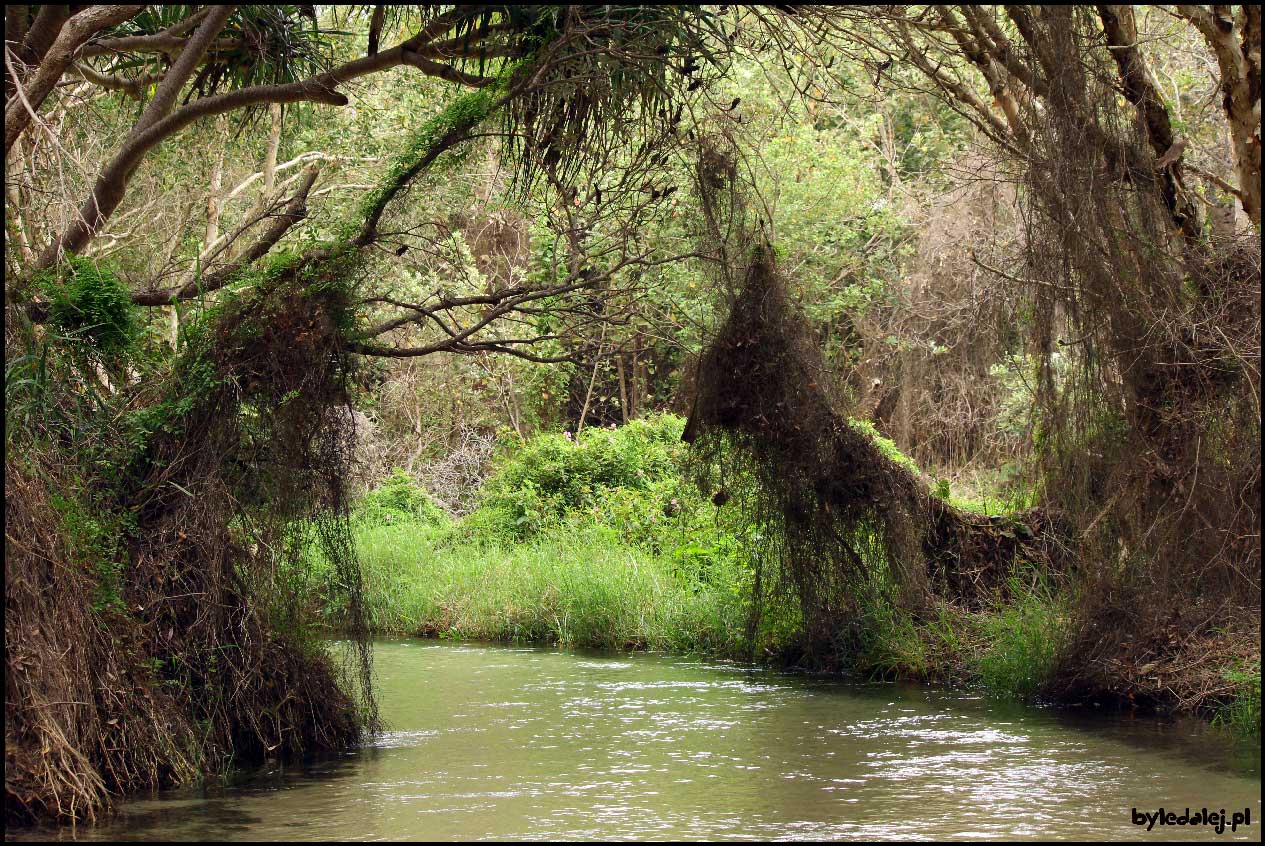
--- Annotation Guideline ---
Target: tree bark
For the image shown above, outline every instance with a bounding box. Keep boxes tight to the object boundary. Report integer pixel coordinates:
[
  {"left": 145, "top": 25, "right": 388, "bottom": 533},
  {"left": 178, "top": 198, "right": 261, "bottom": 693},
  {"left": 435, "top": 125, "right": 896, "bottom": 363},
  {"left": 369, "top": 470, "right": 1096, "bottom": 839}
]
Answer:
[
  {"left": 1175, "top": 4, "right": 1262, "bottom": 227},
  {"left": 4, "top": 5, "right": 145, "bottom": 156},
  {"left": 1097, "top": 4, "right": 1203, "bottom": 240}
]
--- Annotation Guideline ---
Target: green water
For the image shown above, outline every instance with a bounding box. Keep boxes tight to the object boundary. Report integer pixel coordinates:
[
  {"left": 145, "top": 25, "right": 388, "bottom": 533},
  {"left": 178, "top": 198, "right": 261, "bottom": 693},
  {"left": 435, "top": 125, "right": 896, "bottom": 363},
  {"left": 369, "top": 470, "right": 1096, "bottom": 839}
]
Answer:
[{"left": 17, "top": 640, "right": 1262, "bottom": 841}]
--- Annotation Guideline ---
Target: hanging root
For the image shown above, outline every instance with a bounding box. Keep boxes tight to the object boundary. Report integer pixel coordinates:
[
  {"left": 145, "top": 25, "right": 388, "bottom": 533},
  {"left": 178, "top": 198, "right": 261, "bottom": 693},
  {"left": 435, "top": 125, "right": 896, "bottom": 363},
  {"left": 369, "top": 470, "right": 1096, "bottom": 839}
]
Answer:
[
  {"left": 686, "top": 250, "right": 1068, "bottom": 651},
  {"left": 6, "top": 267, "right": 374, "bottom": 825},
  {"left": 120, "top": 269, "right": 377, "bottom": 764}
]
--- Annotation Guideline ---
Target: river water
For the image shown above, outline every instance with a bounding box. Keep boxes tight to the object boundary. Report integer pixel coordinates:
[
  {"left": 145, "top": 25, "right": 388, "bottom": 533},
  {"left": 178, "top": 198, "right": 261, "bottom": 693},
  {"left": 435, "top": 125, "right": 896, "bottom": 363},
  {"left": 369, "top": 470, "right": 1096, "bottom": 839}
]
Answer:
[{"left": 16, "top": 639, "right": 1261, "bottom": 841}]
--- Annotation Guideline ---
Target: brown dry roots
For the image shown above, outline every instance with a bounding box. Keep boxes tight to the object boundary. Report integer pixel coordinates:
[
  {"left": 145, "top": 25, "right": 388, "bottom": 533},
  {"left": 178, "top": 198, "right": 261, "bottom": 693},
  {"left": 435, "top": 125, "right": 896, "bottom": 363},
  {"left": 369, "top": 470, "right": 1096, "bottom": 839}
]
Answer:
[
  {"left": 685, "top": 251, "right": 1067, "bottom": 658},
  {"left": 6, "top": 272, "right": 373, "bottom": 825}
]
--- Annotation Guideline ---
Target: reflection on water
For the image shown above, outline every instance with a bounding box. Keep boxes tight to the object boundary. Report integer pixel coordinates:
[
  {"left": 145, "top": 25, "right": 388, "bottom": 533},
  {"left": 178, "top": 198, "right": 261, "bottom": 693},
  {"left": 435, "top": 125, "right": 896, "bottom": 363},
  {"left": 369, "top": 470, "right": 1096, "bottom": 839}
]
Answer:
[{"left": 13, "top": 639, "right": 1261, "bottom": 841}]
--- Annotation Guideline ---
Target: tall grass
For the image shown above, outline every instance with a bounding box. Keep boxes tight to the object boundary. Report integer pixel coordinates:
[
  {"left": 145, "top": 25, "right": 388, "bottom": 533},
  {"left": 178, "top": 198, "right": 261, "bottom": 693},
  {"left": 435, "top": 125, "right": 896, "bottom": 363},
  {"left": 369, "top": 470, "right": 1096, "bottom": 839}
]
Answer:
[
  {"left": 323, "top": 414, "right": 768, "bottom": 655},
  {"left": 1214, "top": 662, "right": 1261, "bottom": 737},
  {"left": 976, "top": 577, "right": 1064, "bottom": 698},
  {"left": 351, "top": 520, "right": 752, "bottom": 655},
  {"left": 849, "top": 577, "right": 981, "bottom": 681}
]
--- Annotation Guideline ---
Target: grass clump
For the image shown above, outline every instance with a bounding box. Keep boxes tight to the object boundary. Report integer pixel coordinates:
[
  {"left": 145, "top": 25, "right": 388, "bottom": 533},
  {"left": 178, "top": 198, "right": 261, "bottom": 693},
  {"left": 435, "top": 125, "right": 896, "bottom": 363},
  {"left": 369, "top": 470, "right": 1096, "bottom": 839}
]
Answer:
[
  {"left": 1214, "top": 661, "right": 1261, "bottom": 737},
  {"left": 976, "top": 577, "right": 1063, "bottom": 699}
]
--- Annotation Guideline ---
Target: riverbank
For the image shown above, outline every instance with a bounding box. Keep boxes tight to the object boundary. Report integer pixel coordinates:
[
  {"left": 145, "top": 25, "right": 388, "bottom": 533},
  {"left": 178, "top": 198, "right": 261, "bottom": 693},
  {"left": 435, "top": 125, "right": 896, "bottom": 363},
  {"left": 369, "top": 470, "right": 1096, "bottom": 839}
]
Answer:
[
  {"left": 318, "top": 416, "right": 1260, "bottom": 737},
  {"left": 342, "top": 521, "right": 1260, "bottom": 733}
]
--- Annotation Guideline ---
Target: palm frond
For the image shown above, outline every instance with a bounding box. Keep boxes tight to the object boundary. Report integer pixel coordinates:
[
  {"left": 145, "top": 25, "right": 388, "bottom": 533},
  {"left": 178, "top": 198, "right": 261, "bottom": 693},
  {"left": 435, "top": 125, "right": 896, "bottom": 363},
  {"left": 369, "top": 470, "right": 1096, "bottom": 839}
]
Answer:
[{"left": 498, "top": 5, "right": 740, "bottom": 194}]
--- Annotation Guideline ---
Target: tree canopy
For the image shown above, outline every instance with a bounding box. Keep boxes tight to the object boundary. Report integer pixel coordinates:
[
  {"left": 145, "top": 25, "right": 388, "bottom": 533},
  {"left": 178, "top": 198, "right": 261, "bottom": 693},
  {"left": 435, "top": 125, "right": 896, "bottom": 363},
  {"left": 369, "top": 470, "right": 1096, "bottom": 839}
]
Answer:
[{"left": 5, "top": 4, "right": 1260, "bottom": 827}]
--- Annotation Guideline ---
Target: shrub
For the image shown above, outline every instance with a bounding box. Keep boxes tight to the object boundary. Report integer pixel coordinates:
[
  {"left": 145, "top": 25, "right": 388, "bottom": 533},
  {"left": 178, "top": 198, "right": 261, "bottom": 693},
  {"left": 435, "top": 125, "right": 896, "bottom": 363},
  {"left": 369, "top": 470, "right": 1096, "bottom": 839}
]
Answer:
[
  {"left": 355, "top": 468, "right": 448, "bottom": 527},
  {"left": 38, "top": 256, "right": 139, "bottom": 359},
  {"left": 470, "top": 413, "right": 691, "bottom": 539}
]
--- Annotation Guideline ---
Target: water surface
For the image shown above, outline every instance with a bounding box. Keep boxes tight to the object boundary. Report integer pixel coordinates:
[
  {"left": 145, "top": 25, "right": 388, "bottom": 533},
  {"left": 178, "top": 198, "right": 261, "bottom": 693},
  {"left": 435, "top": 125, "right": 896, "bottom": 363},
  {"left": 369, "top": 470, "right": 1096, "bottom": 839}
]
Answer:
[{"left": 17, "top": 639, "right": 1261, "bottom": 841}]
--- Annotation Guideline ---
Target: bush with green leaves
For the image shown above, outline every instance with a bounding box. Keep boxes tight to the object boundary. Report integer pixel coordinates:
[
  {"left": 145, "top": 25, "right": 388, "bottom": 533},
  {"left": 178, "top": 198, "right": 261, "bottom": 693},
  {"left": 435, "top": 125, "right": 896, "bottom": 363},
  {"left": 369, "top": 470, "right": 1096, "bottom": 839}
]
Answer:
[
  {"left": 354, "top": 468, "right": 448, "bottom": 527},
  {"left": 456, "top": 414, "right": 759, "bottom": 605},
  {"left": 38, "top": 256, "right": 139, "bottom": 360},
  {"left": 469, "top": 413, "right": 691, "bottom": 538}
]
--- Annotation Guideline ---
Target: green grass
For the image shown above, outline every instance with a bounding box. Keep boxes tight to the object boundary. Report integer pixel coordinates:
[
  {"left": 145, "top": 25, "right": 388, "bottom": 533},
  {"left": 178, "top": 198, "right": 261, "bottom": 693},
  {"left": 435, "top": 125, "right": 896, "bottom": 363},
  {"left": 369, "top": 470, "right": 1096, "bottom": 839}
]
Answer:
[
  {"left": 1214, "top": 661, "right": 1261, "bottom": 737},
  {"left": 350, "top": 520, "right": 752, "bottom": 655},
  {"left": 848, "top": 418, "right": 922, "bottom": 477},
  {"left": 848, "top": 579, "right": 981, "bottom": 681},
  {"left": 320, "top": 417, "right": 772, "bottom": 656},
  {"left": 976, "top": 578, "right": 1063, "bottom": 699},
  {"left": 847, "top": 418, "right": 1036, "bottom": 516}
]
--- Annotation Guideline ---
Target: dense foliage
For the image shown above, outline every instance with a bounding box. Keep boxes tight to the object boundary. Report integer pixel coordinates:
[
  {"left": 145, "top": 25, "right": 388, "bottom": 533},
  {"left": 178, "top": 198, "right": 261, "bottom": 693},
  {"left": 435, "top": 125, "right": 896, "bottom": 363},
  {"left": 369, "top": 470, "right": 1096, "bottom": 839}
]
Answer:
[{"left": 5, "top": 3, "right": 1259, "bottom": 826}]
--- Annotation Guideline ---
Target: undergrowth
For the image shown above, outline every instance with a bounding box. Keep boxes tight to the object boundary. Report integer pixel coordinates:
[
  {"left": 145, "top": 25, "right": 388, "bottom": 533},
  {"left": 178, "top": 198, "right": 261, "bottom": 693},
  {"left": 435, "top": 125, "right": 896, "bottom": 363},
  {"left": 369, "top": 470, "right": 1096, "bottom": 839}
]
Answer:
[
  {"left": 1214, "top": 662, "right": 1262, "bottom": 737},
  {"left": 330, "top": 406, "right": 1253, "bottom": 739},
  {"left": 331, "top": 414, "right": 1072, "bottom": 699},
  {"left": 312, "top": 415, "right": 775, "bottom": 656}
]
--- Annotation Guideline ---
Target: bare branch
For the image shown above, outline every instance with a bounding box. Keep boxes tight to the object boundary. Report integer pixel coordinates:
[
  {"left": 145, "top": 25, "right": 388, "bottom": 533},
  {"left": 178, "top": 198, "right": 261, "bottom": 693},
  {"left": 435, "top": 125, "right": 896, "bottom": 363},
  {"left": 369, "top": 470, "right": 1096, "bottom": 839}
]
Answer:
[
  {"left": 892, "top": 19, "right": 1014, "bottom": 147},
  {"left": 130, "top": 6, "right": 239, "bottom": 138},
  {"left": 67, "top": 61, "right": 160, "bottom": 99},
  {"left": 36, "top": 18, "right": 510, "bottom": 270},
  {"left": 130, "top": 167, "right": 321, "bottom": 306},
  {"left": 10, "top": 5, "right": 71, "bottom": 88},
  {"left": 4, "top": 5, "right": 146, "bottom": 156},
  {"left": 79, "top": 7, "right": 214, "bottom": 59},
  {"left": 347, "top": 337, "right": 576, "bottom": 363},
  {"left": 1098, "top": 4, "right": 1202, "bottom": 239}
]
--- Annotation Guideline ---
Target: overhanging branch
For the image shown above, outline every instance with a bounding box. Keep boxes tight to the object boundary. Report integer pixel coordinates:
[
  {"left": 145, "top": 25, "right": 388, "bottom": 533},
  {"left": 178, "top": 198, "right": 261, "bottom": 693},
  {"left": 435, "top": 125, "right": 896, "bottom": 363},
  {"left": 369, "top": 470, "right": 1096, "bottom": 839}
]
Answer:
[{"left": 131, "top": 168, "right": 322, "bottom": 307}]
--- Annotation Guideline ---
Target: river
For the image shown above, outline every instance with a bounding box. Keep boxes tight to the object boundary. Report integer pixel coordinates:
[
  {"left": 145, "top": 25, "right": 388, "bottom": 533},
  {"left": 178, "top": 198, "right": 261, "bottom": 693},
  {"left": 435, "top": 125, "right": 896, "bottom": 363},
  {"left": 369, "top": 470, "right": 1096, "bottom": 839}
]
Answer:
[{"left": 15, "top": 639, "right": 1261, "bottom": 841}]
